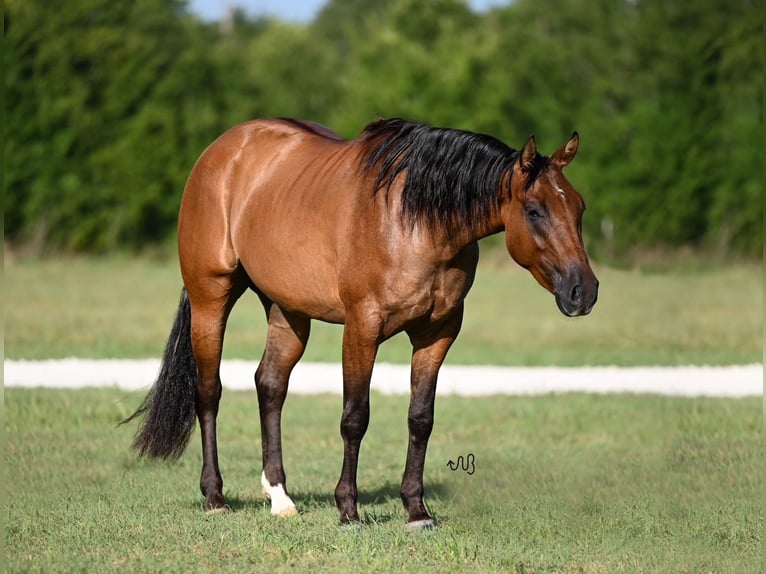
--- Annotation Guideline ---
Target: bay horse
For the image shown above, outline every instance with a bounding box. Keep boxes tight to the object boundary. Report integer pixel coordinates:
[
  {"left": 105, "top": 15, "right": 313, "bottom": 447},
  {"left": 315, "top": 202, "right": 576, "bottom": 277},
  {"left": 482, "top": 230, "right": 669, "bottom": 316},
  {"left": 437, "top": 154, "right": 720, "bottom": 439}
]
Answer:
[{"left": 124, "top": 118, "right": 598, "bottom": 528}]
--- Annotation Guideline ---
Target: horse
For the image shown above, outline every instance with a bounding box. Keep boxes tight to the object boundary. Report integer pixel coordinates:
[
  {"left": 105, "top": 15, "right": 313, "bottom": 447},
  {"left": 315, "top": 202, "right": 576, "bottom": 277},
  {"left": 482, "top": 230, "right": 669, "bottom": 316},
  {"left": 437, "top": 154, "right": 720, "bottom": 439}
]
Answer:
[{"left": 123, "top": 117, "right": 598, "bottom": 528}]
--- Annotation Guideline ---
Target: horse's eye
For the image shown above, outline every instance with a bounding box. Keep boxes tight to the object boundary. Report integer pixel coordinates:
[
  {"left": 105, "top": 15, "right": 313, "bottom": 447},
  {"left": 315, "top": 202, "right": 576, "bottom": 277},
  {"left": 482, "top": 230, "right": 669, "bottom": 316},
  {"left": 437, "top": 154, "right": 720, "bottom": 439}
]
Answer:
[{"left": 526, "top": 208, "right": 543, "bottom": 221}]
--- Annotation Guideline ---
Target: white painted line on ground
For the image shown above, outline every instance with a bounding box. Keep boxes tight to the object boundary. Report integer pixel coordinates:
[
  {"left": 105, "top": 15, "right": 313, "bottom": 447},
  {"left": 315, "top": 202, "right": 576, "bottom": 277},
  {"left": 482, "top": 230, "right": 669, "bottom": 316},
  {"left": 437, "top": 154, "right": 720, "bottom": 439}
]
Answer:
[{"left": 3, "top": 359, "right": 762, "bottom": 397}]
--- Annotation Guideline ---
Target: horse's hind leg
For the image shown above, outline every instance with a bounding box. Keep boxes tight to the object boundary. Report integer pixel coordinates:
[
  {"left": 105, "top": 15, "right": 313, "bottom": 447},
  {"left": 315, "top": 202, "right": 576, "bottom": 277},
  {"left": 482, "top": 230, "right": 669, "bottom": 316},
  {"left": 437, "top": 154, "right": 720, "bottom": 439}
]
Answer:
[
  {"left": 255, "top": 302, "right": 310, "bottom": 517},
  {"left": 186, "top": 269, "right": 248, "bottom": 512}
]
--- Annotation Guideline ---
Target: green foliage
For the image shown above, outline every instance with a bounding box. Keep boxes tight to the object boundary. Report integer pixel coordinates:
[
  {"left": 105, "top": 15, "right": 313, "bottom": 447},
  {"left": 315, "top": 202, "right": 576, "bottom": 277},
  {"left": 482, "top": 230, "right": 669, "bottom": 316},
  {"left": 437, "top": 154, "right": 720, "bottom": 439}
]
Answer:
[
  {"left": 5, "top": 0, "right": 216, "bottom": 250},
  {"left": 4, "top": 0, "right": 762, "bottom": 257}
]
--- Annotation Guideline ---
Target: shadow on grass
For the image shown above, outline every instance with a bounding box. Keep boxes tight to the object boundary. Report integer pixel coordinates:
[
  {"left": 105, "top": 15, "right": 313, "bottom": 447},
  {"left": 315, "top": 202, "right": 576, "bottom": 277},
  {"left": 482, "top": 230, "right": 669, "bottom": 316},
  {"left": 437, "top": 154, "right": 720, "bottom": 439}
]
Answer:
[{"left": 202, "top": 480, "right": 451, "bottom": 524}]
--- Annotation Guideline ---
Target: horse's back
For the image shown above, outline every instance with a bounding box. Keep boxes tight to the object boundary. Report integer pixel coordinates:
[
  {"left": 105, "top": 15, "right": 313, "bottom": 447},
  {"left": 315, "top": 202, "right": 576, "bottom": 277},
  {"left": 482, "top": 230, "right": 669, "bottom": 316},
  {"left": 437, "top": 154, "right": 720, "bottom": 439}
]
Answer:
[{"left": 178, "top": 119, "right": 364, "bottom": 322}]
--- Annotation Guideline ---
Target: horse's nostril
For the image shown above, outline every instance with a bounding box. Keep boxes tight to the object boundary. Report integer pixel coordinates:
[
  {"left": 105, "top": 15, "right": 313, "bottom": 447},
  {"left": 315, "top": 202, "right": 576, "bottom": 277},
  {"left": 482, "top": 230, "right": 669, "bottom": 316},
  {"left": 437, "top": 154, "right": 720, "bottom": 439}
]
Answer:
[{"left": 571, "top": 284, "right": 582, "bottom": 305}]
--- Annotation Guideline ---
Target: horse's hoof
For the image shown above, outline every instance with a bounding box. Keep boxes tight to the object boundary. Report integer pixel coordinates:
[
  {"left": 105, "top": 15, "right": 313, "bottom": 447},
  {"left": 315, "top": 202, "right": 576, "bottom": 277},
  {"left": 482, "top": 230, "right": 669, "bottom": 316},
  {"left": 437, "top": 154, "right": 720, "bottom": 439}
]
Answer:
[
  {"left": 261, "top": 471, "right": 298, "bottom": 517},
  {"left": 205, "top": 505, "right": 230, "bottom": 515},
  {"left": 407, "top": 518, "right": 435, "bottom": 530},
  {"left": 276, "top": 505, "right": 298, "bottom": 518},
  {"left": 339, "top": 520, "right": 363, "bottom": 531}
]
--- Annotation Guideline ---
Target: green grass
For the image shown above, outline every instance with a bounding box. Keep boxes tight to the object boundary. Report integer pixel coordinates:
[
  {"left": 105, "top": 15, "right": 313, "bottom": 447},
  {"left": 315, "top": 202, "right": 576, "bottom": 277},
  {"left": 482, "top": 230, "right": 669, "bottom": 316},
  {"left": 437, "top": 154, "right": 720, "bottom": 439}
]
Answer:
[
  {"left": 4, "top": 255, "right": 762, "bottom": 365},
  {"left": 5, "top": 387, "right": 761, "bottom": 573}
]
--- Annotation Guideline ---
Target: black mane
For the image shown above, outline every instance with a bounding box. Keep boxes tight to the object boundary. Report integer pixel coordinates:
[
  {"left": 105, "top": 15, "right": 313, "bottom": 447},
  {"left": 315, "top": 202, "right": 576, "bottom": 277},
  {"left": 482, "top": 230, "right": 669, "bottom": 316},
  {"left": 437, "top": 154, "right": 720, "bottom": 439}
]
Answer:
[{"left": 360, "top": 118, "right": 543, "bottom": 230}]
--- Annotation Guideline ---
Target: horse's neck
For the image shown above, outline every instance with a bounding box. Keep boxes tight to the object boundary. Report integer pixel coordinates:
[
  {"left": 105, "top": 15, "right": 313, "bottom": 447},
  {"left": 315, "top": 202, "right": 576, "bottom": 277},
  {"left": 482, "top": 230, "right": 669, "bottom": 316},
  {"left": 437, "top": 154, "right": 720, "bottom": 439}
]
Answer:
[
  {"left": 455, "top": 202, "right": 505, "bottom": 247},
  {"left": 422, "top": 205, "right": 504, "bottom": 264}
]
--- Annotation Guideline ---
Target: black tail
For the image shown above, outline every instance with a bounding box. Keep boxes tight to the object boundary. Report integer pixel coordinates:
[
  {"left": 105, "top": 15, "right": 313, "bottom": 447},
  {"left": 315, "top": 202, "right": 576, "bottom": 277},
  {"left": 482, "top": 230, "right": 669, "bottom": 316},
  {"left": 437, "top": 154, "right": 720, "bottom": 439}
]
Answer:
[{"left": 121, "top": 288, "right": 197, "bottom": 460}]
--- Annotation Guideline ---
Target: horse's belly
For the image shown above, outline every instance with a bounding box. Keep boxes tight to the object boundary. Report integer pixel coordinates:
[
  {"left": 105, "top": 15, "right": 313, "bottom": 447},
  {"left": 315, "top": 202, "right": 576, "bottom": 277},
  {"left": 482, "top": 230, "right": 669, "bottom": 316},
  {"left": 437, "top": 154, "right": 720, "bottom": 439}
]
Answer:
[{"left": 238, "top": 244, "right": 346, "bottom": 324}]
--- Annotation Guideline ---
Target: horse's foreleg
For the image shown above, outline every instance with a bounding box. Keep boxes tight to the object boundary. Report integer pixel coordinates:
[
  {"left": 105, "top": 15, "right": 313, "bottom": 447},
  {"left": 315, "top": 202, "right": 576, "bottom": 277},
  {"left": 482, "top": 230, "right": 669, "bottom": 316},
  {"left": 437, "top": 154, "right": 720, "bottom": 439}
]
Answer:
[
  {"left": 402, "top": 307, "right": 464, "bottom": 527},
  {"left": 335, "top": 314, "right": 379, "bottom": 524},
  {"left": 256, "top": 304, "right": 309, "bottom": 517},
  {"left": 188, "top": 276, "right": 246, "bottom": 512}
]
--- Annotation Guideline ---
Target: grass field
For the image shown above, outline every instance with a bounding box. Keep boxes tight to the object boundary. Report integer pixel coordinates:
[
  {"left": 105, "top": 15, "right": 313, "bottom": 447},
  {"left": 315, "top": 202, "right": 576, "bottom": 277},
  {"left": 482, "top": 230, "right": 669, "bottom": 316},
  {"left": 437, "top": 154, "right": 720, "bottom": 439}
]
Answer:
[
  {"left": 4, "top": 255, "right": 763, "bottom": 365},
  {"left": 4, "top": 255, "right": 763, "bottom": 572},
  {"left": 5, "top": 387, "right": 762, "bottom": 573}
]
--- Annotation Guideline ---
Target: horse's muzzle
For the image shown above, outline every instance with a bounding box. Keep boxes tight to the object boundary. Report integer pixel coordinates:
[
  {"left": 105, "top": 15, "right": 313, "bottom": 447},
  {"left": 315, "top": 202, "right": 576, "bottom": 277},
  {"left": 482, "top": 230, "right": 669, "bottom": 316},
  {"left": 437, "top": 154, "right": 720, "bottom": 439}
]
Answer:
[{"left": 554, "top": 267, "right": 599, "bottom": 317}]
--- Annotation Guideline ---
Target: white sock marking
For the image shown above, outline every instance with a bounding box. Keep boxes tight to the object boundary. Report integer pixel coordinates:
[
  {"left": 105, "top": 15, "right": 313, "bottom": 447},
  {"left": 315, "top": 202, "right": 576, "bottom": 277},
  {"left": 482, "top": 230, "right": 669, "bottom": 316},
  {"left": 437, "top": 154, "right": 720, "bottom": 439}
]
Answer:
[{"left": 261, "top": 471, "right": 298, "bottom": 517}]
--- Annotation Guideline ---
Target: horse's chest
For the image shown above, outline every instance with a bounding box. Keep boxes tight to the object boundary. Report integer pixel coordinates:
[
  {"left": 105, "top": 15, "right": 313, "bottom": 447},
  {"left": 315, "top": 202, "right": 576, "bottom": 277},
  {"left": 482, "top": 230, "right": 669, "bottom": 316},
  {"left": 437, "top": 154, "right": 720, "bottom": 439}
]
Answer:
[
  {"left": 379, "top": 264, "right": 474, "bottom": 336},
  {"left": 427, "top": 269, "right": 473, "bottom": 320}
]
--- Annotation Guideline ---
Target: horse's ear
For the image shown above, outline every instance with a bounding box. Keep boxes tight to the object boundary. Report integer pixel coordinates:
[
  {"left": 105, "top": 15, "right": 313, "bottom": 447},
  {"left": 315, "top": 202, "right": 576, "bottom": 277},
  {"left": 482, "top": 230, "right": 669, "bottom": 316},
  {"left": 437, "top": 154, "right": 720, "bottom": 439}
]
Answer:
[
  {"left": 551, "top": 132, "right": 579, "bottom": 169},
  {"left": 520, "top": 134, "right": 537, "bottom": 174}
]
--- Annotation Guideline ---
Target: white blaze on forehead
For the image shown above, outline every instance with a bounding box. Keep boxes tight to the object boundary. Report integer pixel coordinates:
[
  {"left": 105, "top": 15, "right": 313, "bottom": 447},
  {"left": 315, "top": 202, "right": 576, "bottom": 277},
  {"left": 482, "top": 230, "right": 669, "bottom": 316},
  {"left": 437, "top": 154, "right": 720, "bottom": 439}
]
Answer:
[
  {"left": 545, "top": 172, "right": 567, "bottom": 197},
  {"left": 261, "top": 471, "right": 298, "bottom": 517}
]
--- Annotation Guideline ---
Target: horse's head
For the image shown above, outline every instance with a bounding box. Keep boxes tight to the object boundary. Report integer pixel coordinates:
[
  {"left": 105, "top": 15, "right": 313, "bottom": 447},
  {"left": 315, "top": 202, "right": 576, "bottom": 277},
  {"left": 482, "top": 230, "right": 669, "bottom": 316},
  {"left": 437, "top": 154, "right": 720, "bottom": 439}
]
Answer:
[{"left": 502, "top": 133, "right": 598, "bottom": 317}]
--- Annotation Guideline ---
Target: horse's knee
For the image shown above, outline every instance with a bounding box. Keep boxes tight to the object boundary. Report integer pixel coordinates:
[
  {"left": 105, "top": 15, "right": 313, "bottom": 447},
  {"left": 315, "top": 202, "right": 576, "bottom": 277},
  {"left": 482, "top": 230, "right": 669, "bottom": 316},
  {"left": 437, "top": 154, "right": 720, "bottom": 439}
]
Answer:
[
  {"left": 407, "top": 401, "right": 434, "bottom": 439},
  {"left": 340, "top": 401, "right": 370, "bottom": 442}
]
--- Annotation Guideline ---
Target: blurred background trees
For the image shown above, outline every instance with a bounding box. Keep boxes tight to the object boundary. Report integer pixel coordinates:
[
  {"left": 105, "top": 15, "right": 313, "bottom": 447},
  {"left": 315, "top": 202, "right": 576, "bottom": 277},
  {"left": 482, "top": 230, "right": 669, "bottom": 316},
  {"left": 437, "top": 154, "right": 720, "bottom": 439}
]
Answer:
[{"left": 4, "top": 0, "right": 762, "bottom": 260}]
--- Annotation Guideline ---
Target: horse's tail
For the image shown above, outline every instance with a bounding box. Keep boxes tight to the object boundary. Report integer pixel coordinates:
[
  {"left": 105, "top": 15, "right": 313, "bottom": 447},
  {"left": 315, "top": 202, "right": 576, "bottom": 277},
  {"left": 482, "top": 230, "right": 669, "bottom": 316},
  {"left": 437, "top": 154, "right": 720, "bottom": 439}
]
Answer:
[{"left": 121, "top": 288, "right": 197, "bottom": 460}]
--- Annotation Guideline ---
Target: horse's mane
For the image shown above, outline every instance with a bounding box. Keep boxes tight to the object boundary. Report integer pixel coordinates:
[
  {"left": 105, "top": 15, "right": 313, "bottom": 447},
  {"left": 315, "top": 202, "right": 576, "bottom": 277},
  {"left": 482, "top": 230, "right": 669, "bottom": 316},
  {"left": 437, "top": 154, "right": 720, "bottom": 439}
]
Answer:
[{"left": 360, "top": 118, "right": 544, "bottom": 230}]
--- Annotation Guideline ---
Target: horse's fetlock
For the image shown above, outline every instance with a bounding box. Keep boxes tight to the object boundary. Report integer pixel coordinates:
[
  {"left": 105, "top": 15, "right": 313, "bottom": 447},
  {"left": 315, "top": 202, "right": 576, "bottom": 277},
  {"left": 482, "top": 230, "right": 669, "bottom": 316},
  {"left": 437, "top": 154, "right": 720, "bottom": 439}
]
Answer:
[{"left": 400, "top": 481, "right": 423, "bottom": 503}]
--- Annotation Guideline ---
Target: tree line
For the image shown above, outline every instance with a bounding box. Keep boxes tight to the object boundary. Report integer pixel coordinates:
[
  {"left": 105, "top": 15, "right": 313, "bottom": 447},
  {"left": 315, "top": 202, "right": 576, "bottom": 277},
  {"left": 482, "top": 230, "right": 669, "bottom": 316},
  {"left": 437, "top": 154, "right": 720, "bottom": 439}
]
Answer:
[{"left": 4, "top": 0, "right": 762, "bottom": 260}]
